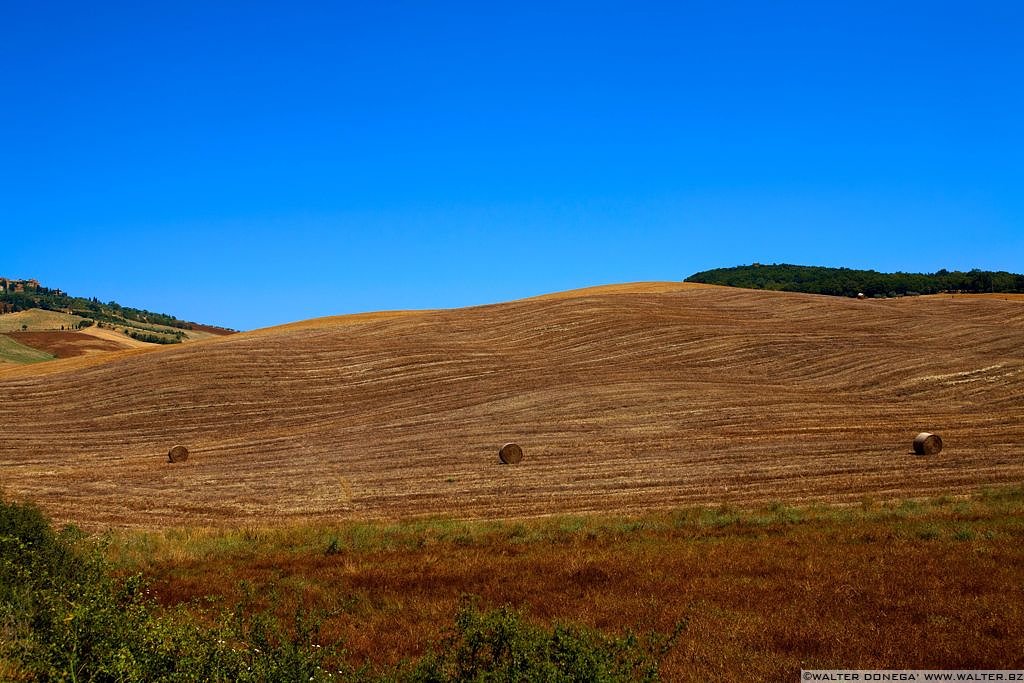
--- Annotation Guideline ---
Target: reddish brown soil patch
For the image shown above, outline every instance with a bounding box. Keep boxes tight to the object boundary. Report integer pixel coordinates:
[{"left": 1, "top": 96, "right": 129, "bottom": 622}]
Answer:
[
  {"left": 187, "top": 322, "right": 236, "bottom": 336},
  {"left": 5, "top": 331, "right": 132, "bottom": 358}
]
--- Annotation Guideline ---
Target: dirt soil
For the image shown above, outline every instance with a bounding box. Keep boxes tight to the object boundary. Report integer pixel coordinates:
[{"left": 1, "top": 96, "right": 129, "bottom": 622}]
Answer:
[
  {"left": 186, "top": 322, "right": 236, "bottom": 336},
  {"left": 1, "top": 283, "right": 1022, "bottom": 528},
  {"left": 4, "top": 331, "right": 133, "bottom": 358}
]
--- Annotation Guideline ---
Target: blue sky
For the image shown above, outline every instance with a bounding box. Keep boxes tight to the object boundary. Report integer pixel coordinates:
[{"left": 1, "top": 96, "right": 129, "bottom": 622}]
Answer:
[{"left": 3, "top": 2, "right": 1021, "bottom": 330}]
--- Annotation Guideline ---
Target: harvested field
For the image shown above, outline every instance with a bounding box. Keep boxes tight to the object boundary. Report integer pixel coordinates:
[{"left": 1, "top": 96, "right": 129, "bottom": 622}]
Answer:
[
  {"left": 6, "top": 331, "right": 135, "bottom": 358},
  {"left": 1, "top": 283, "right": 1023, "bottom": 528},
  {"left": 937, "top": 292, "right": 1024, "bottom": 303}
]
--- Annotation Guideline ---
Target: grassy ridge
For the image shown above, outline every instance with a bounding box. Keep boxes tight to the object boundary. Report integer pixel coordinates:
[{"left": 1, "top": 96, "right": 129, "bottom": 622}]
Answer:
[
  {"left": 107, "top": 488, "right": 1024, "bottom": 680},
  {"left": 686, "top": 263, "right": 1024, "bottom": 297}
]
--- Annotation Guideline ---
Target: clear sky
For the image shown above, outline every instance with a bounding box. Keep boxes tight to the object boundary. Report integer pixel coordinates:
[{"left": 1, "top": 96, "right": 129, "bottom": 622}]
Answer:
[{"left": 3, "top": 2, "right": 1021, "bottom": 330}]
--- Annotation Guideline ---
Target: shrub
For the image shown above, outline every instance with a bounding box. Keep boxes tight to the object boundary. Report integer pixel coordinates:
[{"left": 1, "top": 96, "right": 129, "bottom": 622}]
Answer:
[
  {"left": 0, "top": 498, "right": 341, "bottom": 682},
  {"left": 406, "top": 598, "right": 681, "bottom": 682}
]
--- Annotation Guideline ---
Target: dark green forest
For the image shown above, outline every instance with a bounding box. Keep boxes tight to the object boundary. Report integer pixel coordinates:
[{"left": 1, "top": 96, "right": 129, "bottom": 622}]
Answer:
[{"left": 685, "top": 264, "right": 1024, "bottom": 298}]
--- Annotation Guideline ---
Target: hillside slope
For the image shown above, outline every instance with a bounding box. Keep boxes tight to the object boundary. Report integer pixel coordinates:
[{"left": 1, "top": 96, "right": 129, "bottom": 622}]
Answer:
[
  {"left": 1, "top": 282, "right": 1022, "bottom": 528},
  {"left": 0, "top": 335, "right": 54, "bottom": 365},
  {"left": 0, "top": 308, "right": 88, "bottom": 333},
  {"left": 0, "top": 307, "right": 234, "bottom": 368}
]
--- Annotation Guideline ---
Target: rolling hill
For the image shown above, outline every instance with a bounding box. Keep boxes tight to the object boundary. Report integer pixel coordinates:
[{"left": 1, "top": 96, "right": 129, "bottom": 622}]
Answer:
[{"left": 1, "top": 282, "right": 1022, "bottom": 528}]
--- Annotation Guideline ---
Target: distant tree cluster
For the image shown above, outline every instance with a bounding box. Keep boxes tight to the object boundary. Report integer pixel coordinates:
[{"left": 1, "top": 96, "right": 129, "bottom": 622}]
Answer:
[
  {"left": 125, "top": 329, "right": 182, "bottom": 344},
  {"left": 685, "top": 264, "right": 1024, "bottom": 298},
  {"left": 0, "top": 278, "right": 193, "bottom": 329}
]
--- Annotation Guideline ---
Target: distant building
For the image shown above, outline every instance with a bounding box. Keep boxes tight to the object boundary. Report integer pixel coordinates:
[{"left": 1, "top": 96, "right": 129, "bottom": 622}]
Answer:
[
  {"left": 0, "top": 277, "right": 44, "bottom": 294},
  {"left": 0, "top": 278, "right": 42, "bottom": 293}
]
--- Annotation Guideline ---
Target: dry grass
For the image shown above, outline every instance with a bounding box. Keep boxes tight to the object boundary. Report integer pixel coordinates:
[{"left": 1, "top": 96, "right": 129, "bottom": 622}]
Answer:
[
  {"left": 0, "top": 308, "right": 86, "bottom": 332},
  {"left": 78, "top": 325, "right": 160, "bottom": 348},
  {"left": 241, "top": 309, "right": 434, "bottom": 336},
  {"left": 0, "top": 283, "right": 1022, "bottom": 527},
  {"left": 522, "top": 280, "right": 715, "bottom": 301},
  {"left": 0, "top": 658, "right": 30, "bottom": 682},
  {"left": 108, "top": 488, "right": 1024, "bottom": 680},
  {"left": 931, "top": 293, "right": 1024, "bottom": 303}
]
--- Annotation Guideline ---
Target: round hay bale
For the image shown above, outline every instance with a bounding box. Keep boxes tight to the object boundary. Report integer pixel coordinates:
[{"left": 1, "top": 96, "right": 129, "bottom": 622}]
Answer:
[
  {"left": 498, "top": 442, "right": 523, "bottom": 465},
  {"left": 167, "top": 445, "right": 190, "bottom": 463},
  {"left": 912, "top": 432, "right": 942, "bottom": 456}
]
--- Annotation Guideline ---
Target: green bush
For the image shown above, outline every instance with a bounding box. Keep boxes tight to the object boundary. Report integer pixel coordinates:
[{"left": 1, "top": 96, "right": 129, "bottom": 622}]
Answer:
[
  {"left": 0, "top": 498, "right": 341, "bottom": 682},
  {"left": 407, "top": 598, "right": 681, "bottom": 682},
  {"left": 125, "top": 329, "right": 182, "bottom": 344}
]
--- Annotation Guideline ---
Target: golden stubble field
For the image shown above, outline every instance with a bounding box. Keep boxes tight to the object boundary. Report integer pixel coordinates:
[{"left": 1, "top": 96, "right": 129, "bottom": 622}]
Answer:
[{"left": 1, "top": 282, "right": 1022, "bottom": 528}]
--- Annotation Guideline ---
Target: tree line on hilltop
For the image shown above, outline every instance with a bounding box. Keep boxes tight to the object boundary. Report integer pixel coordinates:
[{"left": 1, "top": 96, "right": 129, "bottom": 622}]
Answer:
[
  {"left": 0, "top": 278, "right": 192, "bottom": 330},
  {"left": 685, "top": 264, "right": 1024, "bottom": 298}
]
